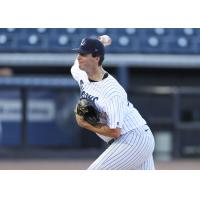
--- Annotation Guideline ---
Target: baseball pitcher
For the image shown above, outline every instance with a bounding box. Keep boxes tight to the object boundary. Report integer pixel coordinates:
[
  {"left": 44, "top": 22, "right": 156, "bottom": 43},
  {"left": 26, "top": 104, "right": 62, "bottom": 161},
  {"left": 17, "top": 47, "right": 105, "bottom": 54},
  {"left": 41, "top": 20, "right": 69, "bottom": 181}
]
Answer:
[{"left": 71, "top": 35, "right": 155, "bottom": 170}]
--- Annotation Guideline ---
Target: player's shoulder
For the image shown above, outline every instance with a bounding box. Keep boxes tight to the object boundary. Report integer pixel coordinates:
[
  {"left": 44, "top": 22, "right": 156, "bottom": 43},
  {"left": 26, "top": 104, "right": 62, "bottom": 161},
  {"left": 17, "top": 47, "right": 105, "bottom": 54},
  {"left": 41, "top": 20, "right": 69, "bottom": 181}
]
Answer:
[
  {"left": 104, "top": 74, "right": 127, "bottom": 97},
  {"left": 106, "top": 74, "right": 120, "bottom": 85}
]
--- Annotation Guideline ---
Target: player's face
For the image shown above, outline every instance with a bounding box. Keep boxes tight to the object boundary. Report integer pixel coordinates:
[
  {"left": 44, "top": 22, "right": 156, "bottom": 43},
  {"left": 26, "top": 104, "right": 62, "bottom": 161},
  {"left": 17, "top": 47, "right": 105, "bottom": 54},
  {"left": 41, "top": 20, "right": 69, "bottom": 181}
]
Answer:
[{"left": 77, "top": 53, "right": 99, "bottom": 72}]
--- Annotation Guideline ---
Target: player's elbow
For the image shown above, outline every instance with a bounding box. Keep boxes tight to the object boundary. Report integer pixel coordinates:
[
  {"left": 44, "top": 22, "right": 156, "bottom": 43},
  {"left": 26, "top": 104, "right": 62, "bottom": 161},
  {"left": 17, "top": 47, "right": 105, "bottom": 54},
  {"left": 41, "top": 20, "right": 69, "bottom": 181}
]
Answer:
[{"left": 70, "top": 66, "right": 75, "bottom": 75}]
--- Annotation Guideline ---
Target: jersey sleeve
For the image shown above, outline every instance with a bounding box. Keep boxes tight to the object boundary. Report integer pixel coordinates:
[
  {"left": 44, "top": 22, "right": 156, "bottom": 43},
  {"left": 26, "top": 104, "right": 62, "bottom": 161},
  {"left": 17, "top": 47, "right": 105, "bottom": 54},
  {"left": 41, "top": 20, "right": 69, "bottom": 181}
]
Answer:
[
  {"left": 105, "top": 96, "right": 125, "bottom": 129},
  {"left": 70, "top": 58, "right": 88, "bottom": 85}
]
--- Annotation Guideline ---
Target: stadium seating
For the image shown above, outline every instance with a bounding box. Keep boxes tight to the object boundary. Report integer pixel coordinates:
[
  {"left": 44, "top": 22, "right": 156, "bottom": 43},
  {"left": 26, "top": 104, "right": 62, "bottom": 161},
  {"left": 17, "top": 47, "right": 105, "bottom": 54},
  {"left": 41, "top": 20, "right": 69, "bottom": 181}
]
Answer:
[{"left": 0, "top": 28, "right": 200, "bottom": 54}]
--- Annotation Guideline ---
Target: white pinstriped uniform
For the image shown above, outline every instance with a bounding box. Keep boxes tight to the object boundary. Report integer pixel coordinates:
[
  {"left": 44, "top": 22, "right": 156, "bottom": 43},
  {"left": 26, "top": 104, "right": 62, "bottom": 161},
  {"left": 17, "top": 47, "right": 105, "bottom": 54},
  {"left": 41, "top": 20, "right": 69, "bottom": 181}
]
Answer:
[{"left": 71, "top": 60, "right": 155, "bottom": 170}]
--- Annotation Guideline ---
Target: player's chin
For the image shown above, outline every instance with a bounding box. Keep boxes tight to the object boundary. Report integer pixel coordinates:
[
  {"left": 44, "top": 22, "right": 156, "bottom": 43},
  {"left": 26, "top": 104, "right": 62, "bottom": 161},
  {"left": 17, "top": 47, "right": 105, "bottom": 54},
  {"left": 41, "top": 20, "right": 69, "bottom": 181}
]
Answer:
[{"left": 79, "top": 64, "right": 86, "bottom": 71}]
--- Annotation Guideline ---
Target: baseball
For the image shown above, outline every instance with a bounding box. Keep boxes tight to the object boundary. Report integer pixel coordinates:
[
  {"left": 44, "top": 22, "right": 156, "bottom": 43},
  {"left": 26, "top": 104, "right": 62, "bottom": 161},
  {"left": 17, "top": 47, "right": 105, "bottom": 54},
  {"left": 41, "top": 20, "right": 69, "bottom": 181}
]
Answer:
[{"left": 98, "top": 35, "right": 112, "bottom": 46}]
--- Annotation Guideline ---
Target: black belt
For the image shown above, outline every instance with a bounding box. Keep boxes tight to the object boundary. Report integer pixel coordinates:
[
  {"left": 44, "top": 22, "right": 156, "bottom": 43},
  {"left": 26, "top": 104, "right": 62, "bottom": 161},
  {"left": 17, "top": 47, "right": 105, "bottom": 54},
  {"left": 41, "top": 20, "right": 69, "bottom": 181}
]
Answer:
[{"left": 108, "top": 138, "right": 115, "bottom": 145}]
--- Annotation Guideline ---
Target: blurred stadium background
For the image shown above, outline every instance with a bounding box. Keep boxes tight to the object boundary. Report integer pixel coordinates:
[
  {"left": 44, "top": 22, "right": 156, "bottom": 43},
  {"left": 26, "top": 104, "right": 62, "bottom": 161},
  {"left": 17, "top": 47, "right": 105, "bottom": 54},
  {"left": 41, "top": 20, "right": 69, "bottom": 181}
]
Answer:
[{"left": 0, "top": 28, "right": 200, "bottom": 169}]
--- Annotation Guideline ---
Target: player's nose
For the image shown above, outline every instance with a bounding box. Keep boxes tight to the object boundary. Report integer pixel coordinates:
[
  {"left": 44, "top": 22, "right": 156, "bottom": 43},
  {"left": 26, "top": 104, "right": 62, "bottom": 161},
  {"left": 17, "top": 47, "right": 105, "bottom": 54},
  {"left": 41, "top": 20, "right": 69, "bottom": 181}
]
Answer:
[{"left": 77, "top": 54, "right": 82, "bottom": 61}]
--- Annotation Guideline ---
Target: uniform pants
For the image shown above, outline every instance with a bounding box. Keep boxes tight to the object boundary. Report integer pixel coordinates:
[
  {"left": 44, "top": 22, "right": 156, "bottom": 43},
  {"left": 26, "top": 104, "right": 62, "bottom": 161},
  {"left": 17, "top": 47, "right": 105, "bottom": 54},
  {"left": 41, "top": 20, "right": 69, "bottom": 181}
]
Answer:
[{"left": 87, "top": 124, "right": 155, "bottom": 170}]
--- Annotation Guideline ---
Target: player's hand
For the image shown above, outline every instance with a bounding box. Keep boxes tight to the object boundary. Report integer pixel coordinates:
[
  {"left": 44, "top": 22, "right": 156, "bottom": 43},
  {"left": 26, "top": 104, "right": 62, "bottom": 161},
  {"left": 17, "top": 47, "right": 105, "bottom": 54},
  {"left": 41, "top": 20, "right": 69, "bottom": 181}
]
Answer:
[
  {"left": 97, "top": 35, "right": 112, "bottom": 46},
  {"left": 75, "top": 114, "right": 88, "bottom": 128}
]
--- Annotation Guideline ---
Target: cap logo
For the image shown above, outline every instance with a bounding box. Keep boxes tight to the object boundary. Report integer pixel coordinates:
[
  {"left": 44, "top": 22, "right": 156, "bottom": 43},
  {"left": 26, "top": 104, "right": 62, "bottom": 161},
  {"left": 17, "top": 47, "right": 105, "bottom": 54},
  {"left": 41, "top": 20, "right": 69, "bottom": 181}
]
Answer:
[
  {"left": 94, "top": 48, "right": 98, "bottom": 52},
  {"left": 81, "top": 40, "right": 86, "bottom": 46}
]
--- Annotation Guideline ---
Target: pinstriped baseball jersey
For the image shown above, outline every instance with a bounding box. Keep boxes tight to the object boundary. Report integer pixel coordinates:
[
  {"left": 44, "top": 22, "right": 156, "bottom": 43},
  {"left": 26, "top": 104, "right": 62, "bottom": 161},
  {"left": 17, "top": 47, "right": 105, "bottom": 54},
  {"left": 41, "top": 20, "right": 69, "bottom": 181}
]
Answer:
[
  {"left": 71, "top": 59, "right": 147, "bottom": 143},
  {"left": 71, "top": 58, "right": 155, "bottom": 170}
]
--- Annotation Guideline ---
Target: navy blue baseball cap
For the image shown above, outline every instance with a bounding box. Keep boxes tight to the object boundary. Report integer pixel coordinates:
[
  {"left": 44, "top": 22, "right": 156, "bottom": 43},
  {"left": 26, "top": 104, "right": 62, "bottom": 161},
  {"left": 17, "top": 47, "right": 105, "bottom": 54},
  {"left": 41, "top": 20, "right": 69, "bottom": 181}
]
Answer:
[{"left": 73, "top": 37, "right": 105, "bottom": 56}]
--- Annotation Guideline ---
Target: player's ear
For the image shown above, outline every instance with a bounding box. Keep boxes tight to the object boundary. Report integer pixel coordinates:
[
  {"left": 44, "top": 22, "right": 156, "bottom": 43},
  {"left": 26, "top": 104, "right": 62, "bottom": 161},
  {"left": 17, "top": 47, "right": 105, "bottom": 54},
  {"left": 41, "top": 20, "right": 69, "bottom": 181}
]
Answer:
[{"left": 95, "top": 56, "right": 100, "bottom": 63}]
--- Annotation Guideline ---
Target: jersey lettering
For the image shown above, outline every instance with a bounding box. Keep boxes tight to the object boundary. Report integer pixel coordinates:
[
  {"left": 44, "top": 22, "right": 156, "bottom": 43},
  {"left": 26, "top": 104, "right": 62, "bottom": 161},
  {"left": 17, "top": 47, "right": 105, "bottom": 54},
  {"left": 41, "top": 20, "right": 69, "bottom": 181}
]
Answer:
[
  {"left": 80, "top": 80, "right": 84, "bottom": 91},
  {"left": 80, "top": 91, "right": 99, "bottom": 102}
]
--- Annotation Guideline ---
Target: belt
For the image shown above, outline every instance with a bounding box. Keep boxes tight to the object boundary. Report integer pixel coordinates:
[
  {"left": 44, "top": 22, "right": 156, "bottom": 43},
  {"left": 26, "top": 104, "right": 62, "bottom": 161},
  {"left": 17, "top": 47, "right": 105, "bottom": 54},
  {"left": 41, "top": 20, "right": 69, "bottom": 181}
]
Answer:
[{"left": 108, "top": 138, "right": 115, "bottom": 145}]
